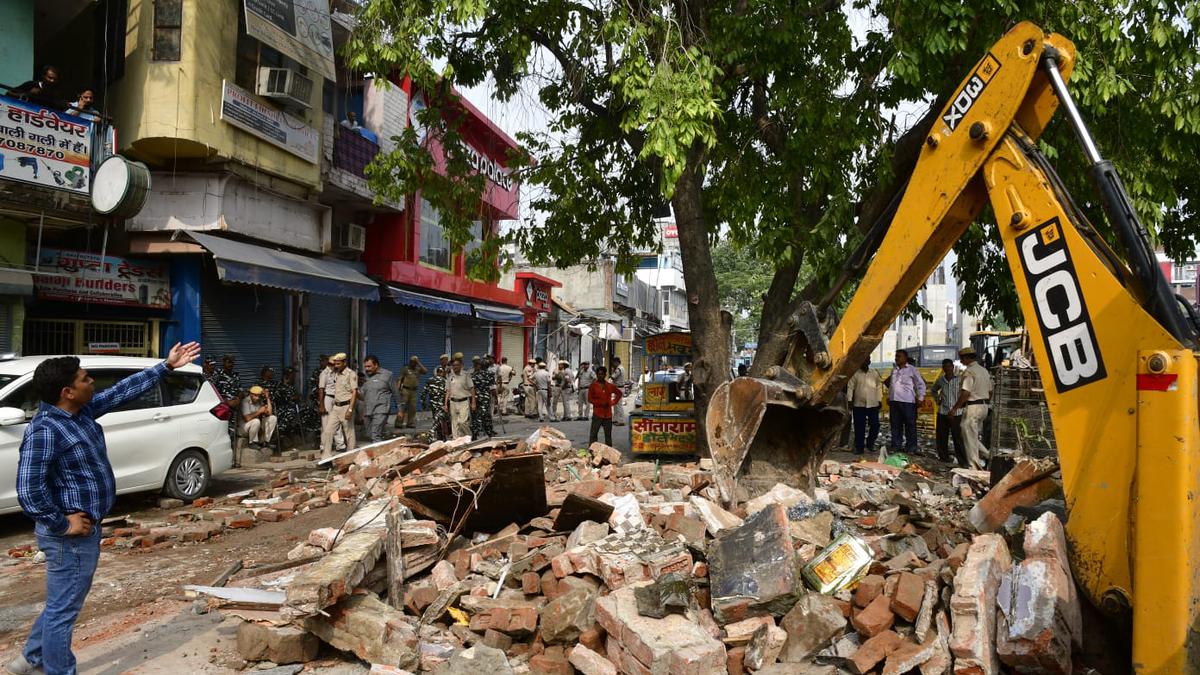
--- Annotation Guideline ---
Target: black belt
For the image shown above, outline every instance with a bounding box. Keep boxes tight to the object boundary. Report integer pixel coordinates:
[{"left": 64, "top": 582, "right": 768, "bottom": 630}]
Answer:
[
  {"left": 967, "top": 400, "right": 989, "bottom": 406},
  {"left": 334, "top": 400, "right": 352, "bottom": 406},
  {"left": 451, "top": 396, "right": 470, "bottom": 402}
]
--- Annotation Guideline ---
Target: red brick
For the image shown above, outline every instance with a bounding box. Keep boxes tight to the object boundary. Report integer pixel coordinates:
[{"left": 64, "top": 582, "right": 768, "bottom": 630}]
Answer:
[
  {"left": 579, "top": 626, "right": 605, "bottom": 652},
  {"left": 272, "top": 500, "right": 297, "bottom": 512},
  {"left": 541, "top": 570, "right": 560, "bottom": 600},
  {"left": 568, "top": 643, "right": 617, "bottom": 675},
  {"left": 852, "top": 594, "right": 895, "bottom": 638},
  {"left": 726, "top": 646, "right": 747, "bottom": 675},
  {"left": 529, "top": 652, "right": 572, "bottom": 675},
  {"left": 192, "top": 497, "right": 214, "bottom": 507},
  {"left": 257, "top": 509, "right": 283, "bottom": 522},
  {"left": 849, "top": 629, "right": 903, "bottom": 675},
  {"left": 522, "top": 572, "right": 542, "bottom": 595},
  {"left": 854, "top": 574, "right": 886, "bottom": 608},
  {"left": 891, "top": 572, "right": 925, "bottom": 622},
  {"left": 225, "top": 516, "right": 254, "bottom": 529}
]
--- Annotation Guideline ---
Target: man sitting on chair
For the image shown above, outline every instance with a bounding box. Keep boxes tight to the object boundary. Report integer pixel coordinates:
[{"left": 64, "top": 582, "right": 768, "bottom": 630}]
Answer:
[{"left": 241, "top": 385, "right": 277, "bottom": 449}]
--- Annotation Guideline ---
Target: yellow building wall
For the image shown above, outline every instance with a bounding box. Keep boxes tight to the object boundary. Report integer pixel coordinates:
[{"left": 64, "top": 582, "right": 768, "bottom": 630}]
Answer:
[{"left": 110, "top": 0, "right": 324, "bottom": 189}]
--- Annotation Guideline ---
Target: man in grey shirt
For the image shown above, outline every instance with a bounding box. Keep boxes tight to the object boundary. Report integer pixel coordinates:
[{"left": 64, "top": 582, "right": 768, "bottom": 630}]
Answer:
[{"left": 359, "top": 355, "right": 397, "bottom": 443}]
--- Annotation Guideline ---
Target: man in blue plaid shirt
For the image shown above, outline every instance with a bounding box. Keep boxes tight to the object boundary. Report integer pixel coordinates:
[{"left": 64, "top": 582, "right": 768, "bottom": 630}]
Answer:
[{"left": 7, "top": 342, "right": 200, "bottom": 675}]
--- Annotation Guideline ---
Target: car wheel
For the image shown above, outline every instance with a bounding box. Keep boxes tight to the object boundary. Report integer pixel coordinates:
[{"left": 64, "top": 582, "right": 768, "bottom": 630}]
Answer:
[{"left": 164, "top": 449, "right": 210, "bottom": 501}]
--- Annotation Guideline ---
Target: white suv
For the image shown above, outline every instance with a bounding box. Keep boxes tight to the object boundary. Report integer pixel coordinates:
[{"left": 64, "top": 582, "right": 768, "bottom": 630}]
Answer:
[{"left": 0, "top": 356, "right": 234, "bottom": 514}]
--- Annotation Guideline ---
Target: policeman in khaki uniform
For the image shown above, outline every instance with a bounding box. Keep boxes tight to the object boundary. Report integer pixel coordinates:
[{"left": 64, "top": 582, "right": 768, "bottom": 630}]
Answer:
[
  {"left": 444, "top": 356, "right": 475, "bottom": 438},
  {"left": 950, "top": 347, "right": 993, "bottom": 470},
  {"left": 522, "top": 358, "right": 537, "bottom": 417},
  {"left": 496, "top": 357, "right": 515, "bottom": 416},
  {"left": 320, "top": 353, "right": 358, "bottom": 457},
  {"left": 575, "top": 362, "right": 595, "bottom": 421},
  {"left": 396, "top": 356, "right": 427, "bottom": 428}
]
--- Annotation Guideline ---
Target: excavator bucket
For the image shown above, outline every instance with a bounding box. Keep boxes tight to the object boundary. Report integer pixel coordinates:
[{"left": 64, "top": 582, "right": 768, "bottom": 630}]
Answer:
[{"left": 706, "top": 375, "right": 846, "bottom": 505}]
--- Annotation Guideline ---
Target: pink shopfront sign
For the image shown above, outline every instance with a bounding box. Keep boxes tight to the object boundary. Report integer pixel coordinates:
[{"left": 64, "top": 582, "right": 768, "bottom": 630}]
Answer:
[{"left": 32, "top": 248, "right": 171, "bottom": 309}]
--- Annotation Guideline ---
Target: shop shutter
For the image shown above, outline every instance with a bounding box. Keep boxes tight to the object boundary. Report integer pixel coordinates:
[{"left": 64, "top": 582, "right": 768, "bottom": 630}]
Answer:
[
  {"left": 304, "top": 294, "right": 352, "bottom": 363},
  {"left": 407, "top": 312, "right": 447, "bottom": 397},
  {"left": 500, "top": 325, "right": 525, "bottom": 369},
  {"left": 450, "top": 317, "right": 491, "bottom": 362},
  {"left": 367, "top": 302, "right": 409, "bottom": 375},
  {"left": 201, "top": 280, "right": 287, "bottom": 385}
]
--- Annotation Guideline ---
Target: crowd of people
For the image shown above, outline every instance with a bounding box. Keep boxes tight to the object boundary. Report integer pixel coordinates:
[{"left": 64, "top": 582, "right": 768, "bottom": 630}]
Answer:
[{"left": 201, "top": 350, "right": 631, "bottom": 465}]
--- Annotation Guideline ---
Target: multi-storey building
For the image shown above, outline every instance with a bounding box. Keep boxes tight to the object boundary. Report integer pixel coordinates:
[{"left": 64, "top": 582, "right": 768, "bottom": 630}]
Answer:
[{"left": 2, "top": 0, "right": 537, "bottom": 395}]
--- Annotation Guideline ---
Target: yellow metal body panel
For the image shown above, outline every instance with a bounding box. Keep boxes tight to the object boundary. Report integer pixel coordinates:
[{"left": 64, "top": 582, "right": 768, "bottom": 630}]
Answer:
[{"left": 984, "top": 133, "right": 1182, "bottom": 617}]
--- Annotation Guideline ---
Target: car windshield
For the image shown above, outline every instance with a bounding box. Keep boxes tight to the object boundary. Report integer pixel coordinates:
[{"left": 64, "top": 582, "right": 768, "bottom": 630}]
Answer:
[{"left": 0, "top": 375, "right": 17, "bottom": 391}]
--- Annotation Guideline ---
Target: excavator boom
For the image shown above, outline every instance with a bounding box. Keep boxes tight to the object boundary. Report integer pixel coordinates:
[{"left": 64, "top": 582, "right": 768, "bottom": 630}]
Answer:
[{"left": 706, "top": 22, "right": 1200, "bottom": 673}]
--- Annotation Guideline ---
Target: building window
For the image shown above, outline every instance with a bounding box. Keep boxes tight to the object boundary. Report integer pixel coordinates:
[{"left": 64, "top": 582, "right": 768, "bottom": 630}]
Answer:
[
  {"left": 662, "top": 295, "right": 670, "bottom": 318},
  {"left": 463, "top": 219, "right": 488, "bottom": 259},
  {"left": 152, "top": 0, "right": 182, "bottom": 61},
  {"left": 1174, "top": 262, "right": 1197, "bottom": 283},
  {"left": 932, "top": 265, "right": 946, "bottom": 285},
  {"left": 419, "top": 198, "right": 450, "bottom": 269}
]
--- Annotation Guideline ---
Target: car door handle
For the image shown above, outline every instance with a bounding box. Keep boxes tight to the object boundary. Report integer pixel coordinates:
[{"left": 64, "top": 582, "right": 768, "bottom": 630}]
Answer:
[{"left": 153, "top": 412, "right": 171, "bottom": 422}]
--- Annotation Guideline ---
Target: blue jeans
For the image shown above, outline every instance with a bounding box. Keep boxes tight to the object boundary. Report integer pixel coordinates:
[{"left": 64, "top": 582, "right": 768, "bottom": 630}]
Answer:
[
  {"left": 24, "top": 524, "right": 101, "bottom": 675},
  {"left": 852, "top": 406, "right": 880, "bottom": 454},
  {"left": 890, "top": 400, "right": 919, "bottom": 452}
]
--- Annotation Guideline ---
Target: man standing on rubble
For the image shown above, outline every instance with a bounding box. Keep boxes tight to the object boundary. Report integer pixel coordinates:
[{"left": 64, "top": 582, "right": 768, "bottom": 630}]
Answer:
[
  {"left": 444, "top": 356, "right": 476, "bottom": 438},
  {"left": 320, "top": 354, "right": 358, "bottom": 458},
  {"left": 848, "top": 362, "right": 882, "bottom": 456},
  {"left": 950, "top": 347, "right": 993, "bottom": 469},
  {"left": 359, "top": 356, "right": 396, "bottom": 443},
  {"left": 588, "top": 365, "right": 622, "bottom": 445},
  {"left": 931, "top": 358, "right": 967, "bottom": 466},
  {"left": 8, "top": 342, "right": 201, "bottom": 675},
  {"left": 884, "top": 349, "right": 924, "bottom": 455}
]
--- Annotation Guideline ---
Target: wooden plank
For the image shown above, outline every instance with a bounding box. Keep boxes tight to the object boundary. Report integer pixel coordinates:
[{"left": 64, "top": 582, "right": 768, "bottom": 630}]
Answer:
[
  {"left": 385, "top": 500, "right": 405, "bottom": 610},
  {"left": 183, "top": 585, "right": 285, "bottom": 606},
  {"left": 405, "top": 453, "right": 547, "bottom": 532},
  {"left": 211, "top": 560, "right": 244, "bottom": 588}
]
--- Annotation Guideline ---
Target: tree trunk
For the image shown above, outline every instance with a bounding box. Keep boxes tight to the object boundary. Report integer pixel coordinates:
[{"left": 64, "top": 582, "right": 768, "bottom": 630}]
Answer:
[
  {"left": 672, "top": 146, "right": 730, "bottom": 458},
  {"left": 749, "top": 256, "right": 802, "bottom": 376}
]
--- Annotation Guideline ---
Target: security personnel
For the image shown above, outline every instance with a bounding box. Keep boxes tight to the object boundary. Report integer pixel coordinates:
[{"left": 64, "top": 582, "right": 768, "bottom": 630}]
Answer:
[
  {"left": 522, "top": 358, "right": 537, "bottom": 417},
  {"left": 496, "top": 357, "right": 515, "bottom": 415},
  {"left": 551, "top": 360, "right": 573, "bottom": 421},
  {"left": 320, "top": 353, "right": 358, "bottom": 457},
  {"left": 575, "top": 362, "right": 596, "bottom": 421},
  {"left": 444, "top": 356, "right": 475, "bottom": 438},
  {"left": 950, "top": 347, "right": 993, "bottom": 469},
  {"left": 533, "top": 361, "right": 553, "bottom": 422},
  {"left": 396, "top": 356, "right": 426, "bottom": 428},
  {"left": 359, "top": 355, "right": 396, "bottom": 443}
]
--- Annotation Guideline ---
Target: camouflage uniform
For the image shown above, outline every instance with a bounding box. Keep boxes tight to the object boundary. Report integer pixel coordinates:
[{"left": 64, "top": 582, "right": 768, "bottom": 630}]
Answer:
[
  {"left": 471, "top": 367, "right": 496, "bottom": 439},
  {"left": 423, "top": 373, "right": 448, "bottom": 441}
]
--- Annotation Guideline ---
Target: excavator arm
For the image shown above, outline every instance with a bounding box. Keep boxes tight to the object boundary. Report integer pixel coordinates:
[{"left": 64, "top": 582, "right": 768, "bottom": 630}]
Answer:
[{"left": 706, "top": 22, "right": 1200, "bottom": 673}]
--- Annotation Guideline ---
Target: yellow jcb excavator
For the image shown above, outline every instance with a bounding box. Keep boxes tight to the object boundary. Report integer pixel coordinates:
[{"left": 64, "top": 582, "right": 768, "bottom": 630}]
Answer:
[{"left": 706, "top": 22, "right": 1199, "bottom": 673}]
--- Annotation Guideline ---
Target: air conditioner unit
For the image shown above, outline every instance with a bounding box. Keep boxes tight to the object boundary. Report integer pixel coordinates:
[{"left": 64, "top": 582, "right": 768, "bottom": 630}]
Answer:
[
  {"left": 621, "top": 326, "right": 635, "bottom": 341},
  {"left": 256, "top": 67, "right": 313, "bottom": 109},
  {"left": 336, "top": 223, "right": 366, "bottom": 252}
]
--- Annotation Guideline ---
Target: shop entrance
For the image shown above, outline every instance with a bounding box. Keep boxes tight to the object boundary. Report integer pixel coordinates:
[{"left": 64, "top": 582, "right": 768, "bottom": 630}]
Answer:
[{"left": 24, "top": 318, "right": 161, "bottom": 357}]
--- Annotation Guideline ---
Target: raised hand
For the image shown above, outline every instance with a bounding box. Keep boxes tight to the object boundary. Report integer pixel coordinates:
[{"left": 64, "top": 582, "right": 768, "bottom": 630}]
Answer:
[{"left": 166, "top": 342, "right": 201, "bottom": 369}]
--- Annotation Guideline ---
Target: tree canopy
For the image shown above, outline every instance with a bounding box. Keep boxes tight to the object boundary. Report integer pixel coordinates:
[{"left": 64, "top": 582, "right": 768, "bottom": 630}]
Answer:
[{"left": 347, "top": 0, "right": 1200, "bottom": 450}]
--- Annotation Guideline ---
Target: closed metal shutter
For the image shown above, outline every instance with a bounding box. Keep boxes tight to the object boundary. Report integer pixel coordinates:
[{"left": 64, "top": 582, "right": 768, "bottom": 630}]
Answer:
[
  {"left": 500, "top": 325, "right": 524, "bottom": 368},
  {"left": 305, "top": 294, "right": 352, "bottom": 363},
  {"left": 450, "top": 317, "right": 491, "bottom": 362},
  {"left": 202, "top": 280, "right": 287, "bottom": 384},
  {"left": 407, "top": 312, "right": 446, "bottom": 401},
  {"left": 367, "top": 302, "right": 410, "bottom": 375}
]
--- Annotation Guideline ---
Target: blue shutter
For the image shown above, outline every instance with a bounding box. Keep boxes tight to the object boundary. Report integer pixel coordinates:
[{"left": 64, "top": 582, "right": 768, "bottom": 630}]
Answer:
[
  {"left": 450, "top": 317, "right": 491, "bottom": 363},
  {"left": 406, "top": 312, "right": 446, "bottom": 408},
  {"left": 201, "top": 278, "right": 287, "bottom": 385},
  {"left": 367, "top": 301, "right": 409, "bottom": 375},
  {"left": 304, "top": 293, "right": 352, "bottom": 364}
]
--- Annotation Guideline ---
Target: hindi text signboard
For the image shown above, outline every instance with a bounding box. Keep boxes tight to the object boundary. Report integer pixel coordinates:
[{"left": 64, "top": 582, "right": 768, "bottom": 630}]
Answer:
[
  {"left": 32, "top": 248, "right": 171, "bottom": 309},
  {"left": 630, "top": 415, "right": 697, "bottom": 455},
  {"left": 0, "top": 95, "right": 93, "bottom": 194}
]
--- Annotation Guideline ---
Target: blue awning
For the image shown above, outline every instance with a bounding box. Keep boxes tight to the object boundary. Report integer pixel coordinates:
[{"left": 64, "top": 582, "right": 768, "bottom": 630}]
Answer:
[
  {"left": 388, "top": 286, "right": 472, "bottom": 316},
  {"left": 178, "top": 231, "right": 380, "bottom": 301},
  {"left": 473, "top": 303, "right": 524, "bottom": 324}
]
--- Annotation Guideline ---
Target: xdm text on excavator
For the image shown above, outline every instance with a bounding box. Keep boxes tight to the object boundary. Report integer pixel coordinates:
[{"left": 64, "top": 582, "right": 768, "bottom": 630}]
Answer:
[{"left": 706, "top": 22, "right": 1200, "bottom": 674}]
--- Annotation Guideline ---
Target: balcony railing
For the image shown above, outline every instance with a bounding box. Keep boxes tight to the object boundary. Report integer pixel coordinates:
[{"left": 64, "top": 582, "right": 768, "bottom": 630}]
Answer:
[{"left": 333, "top": 125, "right": 380, "bottom": 178}]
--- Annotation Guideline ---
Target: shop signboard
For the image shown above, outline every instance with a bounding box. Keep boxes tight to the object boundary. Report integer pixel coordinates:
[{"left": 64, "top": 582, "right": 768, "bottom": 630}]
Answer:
[
  {"left": 220, "top": 81, "right": 319, "bottom": 164},
  {"left": 645, "top": 332, "right": 692, "bottom": 356},
  {"left": 31, "top": 248, "right": 171, "bottom": 309},
  {"left": 630, "top": 415, "right": 697, "bottom": 455},
  {"left": 243, "top": 0, "right": 336, "bottom": 79},
  {"left": 522, "top": 278, "right": 552, "bottom": 312},
  {"left": 0, "top": 95, "right": 94, "bottom": 195}
]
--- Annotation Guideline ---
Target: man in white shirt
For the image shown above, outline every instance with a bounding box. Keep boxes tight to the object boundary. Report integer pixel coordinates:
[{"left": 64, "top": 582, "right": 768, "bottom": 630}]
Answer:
[
  {"left": 847, "top": 363, "right": 881, "bottom": 456},
  {"left": 240, "top": 385, "right": 277, "bottom": 450},
  {"left": 951, "top": 347, "right": 993, "bottom": 469},
  {"left": 496, "top": 357, "right": 515, "bottom": 416},
  {"left": 532, "top": 362, "right": 553, "bottom": 422},
  {"left": 884, "top": 349, "right": 925, "bottom": 454},
  {"left": 610, "top": 358, "right": 627, "bottom": 426}
]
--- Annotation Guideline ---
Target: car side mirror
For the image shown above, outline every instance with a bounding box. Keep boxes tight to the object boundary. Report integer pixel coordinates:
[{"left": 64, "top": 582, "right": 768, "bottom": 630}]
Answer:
[{"left": 0, "top": 407, "right": 26, "bottom": 426}]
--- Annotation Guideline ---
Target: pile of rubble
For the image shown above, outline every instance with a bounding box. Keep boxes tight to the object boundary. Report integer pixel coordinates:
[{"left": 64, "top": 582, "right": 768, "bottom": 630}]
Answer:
[{"left": 185, "top": 427, "right": 1077, "bottom": 674}]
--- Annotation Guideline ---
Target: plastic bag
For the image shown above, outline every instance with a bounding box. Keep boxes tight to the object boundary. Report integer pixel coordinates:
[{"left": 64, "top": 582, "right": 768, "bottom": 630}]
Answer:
[{"left": 883, "top": 452, "right": 911, "bottom": 468}]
